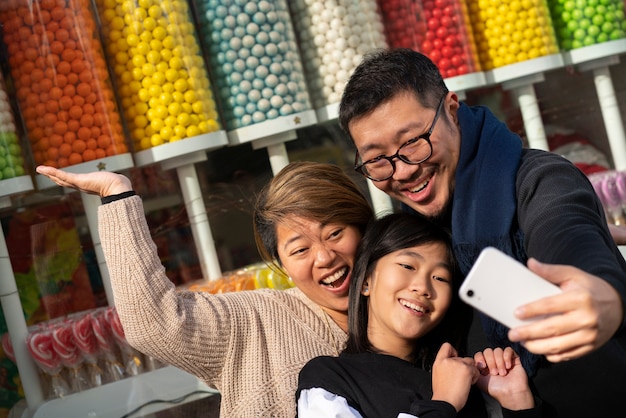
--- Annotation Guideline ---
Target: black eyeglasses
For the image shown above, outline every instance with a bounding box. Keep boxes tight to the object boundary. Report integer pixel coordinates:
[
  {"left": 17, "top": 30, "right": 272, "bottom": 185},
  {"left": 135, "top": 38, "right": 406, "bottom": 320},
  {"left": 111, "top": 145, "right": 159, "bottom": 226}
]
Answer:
[{"left": 354, "top": 92, "right": 447, "bottom": 182}]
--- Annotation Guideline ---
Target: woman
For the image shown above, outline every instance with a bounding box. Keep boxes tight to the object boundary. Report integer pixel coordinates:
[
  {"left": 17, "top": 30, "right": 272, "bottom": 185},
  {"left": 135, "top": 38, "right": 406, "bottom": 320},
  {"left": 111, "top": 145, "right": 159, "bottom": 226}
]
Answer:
[
  {"left": 36, "top": 161, "right": 374, "bottom": 417},
  {"left": 297, "top": 213, "right": 540, "bottom": 417}
]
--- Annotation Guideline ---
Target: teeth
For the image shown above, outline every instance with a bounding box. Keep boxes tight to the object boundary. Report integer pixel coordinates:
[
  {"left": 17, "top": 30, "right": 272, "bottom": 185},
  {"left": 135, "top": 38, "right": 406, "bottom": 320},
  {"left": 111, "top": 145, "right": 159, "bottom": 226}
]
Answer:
[
  {"left": 322, "top": 267, "right": 347, "bottom": 285},
  {"left": 400, "top": 300, "right": 426, "bottom": 313},
  {"left": 409, "top": 179, "right": 429, "bottom": 194}
]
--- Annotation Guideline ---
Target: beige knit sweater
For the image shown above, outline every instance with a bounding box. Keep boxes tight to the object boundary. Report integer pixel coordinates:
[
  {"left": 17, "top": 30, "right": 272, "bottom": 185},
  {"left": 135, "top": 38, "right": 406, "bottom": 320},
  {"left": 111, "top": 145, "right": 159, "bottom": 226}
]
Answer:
[{"left": 99, "top": 196, "right": 347, "bottom": 417}]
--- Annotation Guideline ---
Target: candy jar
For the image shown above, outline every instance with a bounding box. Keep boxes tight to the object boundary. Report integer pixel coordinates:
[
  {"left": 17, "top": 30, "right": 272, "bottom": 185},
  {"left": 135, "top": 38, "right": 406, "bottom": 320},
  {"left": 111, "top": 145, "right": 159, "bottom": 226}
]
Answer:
[
  {"left": 0, "top": 0, "right": 130, "bottom": 169},
  {"left": 378, "top": 0, "right": 481, "bottom": 79},
  {"left": 192, "top": 0, "right": 314, "bottom": 132},
  {"left": 288, "top": 0, "right": 387, "bottom": 120},
  {"left": 92, "top": 0, "right": 222, "bottom": 152},
  {"left": 0, "top": 72, "right": 30, "bottom": 182},
  {"left": 547, "top": 0, "right": 626, "bottom": 50},
  {"left": 466, "top": 0, "right": 560, "bottom": 70}
]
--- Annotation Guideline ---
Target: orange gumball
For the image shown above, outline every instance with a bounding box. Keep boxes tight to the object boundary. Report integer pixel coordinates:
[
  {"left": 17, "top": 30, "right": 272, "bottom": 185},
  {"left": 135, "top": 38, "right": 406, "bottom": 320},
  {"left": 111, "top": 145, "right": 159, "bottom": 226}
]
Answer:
[
  {"left": 82, "top": 148, "right": 96, "bottom": 161},
  {"left": 58, "top": 142, "right": 72, "bottom": 157}
]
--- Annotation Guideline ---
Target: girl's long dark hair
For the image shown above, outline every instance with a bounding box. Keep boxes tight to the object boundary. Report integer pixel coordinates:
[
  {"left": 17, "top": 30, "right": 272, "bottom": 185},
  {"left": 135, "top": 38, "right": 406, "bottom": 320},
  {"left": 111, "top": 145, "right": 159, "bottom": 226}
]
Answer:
[{"left": 344, "top": 212, "right": 472, "bottom": 369}]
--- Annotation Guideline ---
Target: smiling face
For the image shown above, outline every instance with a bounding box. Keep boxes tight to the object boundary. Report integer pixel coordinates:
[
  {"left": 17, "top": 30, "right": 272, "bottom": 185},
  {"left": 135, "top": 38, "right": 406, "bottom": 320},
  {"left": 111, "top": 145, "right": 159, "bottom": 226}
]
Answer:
[
  {"left": 363, "top": 241, "right": 453, "bottom": 360},
  {"left": 276, "top": 215, "right": 362, "bottom": 330},
  {"left": 350, "top": 92, "right": 461, "bottom": 220}
]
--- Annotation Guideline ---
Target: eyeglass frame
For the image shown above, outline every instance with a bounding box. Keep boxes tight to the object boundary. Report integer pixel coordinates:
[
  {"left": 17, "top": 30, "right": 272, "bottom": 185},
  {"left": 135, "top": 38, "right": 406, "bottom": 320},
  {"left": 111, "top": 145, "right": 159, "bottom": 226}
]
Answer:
[{"left": 354, "top": 92, "right": 448, "bottom": 182}]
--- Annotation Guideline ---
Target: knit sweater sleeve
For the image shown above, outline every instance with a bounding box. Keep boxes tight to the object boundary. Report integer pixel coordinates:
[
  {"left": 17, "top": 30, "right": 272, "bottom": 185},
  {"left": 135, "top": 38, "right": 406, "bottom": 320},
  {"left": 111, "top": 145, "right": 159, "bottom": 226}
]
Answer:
[
  {"left": 516, "top": 149, "right": 626, "bottom": 333},
  {"left": 98, "top": 195, "right": 235, "bottom": 383}
]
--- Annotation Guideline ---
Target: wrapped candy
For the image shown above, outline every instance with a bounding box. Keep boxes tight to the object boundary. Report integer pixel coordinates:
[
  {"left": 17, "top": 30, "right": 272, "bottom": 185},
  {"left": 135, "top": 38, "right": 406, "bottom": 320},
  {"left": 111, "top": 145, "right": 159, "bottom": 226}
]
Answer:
[
  {"left": 105, "top": 307, "right": 144, "bottom": 377},
  {"left": 91, "top": 308, "right": 125, "bottom": 383},
  {"left": 1, "top": 333, "right": 15, "bottom": 363},
  {"left": 71, "top": 312, "right": 104, "bottom": 387},
  {"left": 26, "top": 329, "right": 71, "bottom": 399},
  {"left": 51, "top": 321, "right": 90, "bottom": 392}
]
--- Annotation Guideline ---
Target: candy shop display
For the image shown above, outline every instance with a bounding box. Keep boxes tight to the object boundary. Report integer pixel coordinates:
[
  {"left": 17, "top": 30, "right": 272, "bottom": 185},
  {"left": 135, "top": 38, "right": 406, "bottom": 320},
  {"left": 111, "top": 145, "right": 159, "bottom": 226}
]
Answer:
[
  {"left": 92, "top": 0, "right": 222, "bottom": 152},
  {"left": 377, "top": 0, "right": 481, "bottom": 79},
  {"left": 181, "top": 262, "right": 294, "bottom": 293},
  {"left": 192, "top": 0, "right": 313, "bottom": 131},
  {"left": 589, "top": 170, "right": 626, "bottom": 225},
  {"left": 0, "top": 72, "right": 29, "bottom": 181},
  {"left": 466, "top": 0, "right": 560, "bottom": 70},
  {"left": 0, "top": 0, "right": 129, "bottom": 169},
  {"left": 24, "top": 307, "right": 162, "bottom": 400},
  {"left": 288, "top": 0, "right": 387, "bottom": 113},
  {"left": 547, "top": 0, "right": 626, "bottom": 50}
]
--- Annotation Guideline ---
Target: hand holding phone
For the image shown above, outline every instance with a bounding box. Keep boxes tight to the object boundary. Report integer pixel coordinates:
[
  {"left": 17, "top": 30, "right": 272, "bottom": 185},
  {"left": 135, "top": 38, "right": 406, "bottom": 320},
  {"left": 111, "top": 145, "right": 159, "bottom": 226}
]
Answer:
[{"left": 459, "top": 247, "right": 562, "bottom": 329}]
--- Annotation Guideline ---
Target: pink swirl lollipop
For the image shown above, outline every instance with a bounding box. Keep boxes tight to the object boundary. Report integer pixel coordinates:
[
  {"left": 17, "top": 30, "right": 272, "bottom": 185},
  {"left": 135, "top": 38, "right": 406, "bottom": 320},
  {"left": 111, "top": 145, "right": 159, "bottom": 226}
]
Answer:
[
  {"left": 71, "top": 313, "right": 99, "bottom": 358},
  {"left": 615, "top": 172, "right": 626, "bottom": 202},
  {"left": 27, "top": 330, "right": 61, "bottom": 373},
  {"left": 51, "top": 323, "right": 81, "bottom": 367},
  {"left": 105, "top": 307, "right": 126, "bottom": 346},
  {"left": 91, "top": 309, "right": 115, "bottom": 355},
  {"left": 1, "top": 333, "right": 15, "bottom": 363}
]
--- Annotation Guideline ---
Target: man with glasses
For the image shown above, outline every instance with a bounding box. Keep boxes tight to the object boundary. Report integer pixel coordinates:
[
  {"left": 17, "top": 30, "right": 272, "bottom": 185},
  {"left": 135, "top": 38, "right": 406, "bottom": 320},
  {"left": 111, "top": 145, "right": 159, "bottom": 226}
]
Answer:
[{"left": 339, "top": 48, "right": 626, "bottom": 417}]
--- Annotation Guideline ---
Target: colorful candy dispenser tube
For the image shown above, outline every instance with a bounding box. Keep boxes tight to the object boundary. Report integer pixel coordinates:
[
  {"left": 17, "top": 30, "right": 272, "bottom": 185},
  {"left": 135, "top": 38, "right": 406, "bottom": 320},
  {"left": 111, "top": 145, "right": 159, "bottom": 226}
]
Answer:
[
  {"left": 288, "top": 0, "right": 388, "bottom": 110},
  {"left": 92, "top": 0, "right": 222, "bottom": 152},
  {"left": 547, "top": 0, "right": 626, "bottom": 50},
  {"left": 465, "top": 0, "right": 560, "bottom": 70},
  {"left": 0, "top": 72, "right": 29, "bottom": 180},
  {"left": 378, "top": 0, "right": 481, "bottom": 78},
  {"left": 191, "top": 0, "right": 313, "bottom": 130},
  {"left": 0, "top": 0, "right": 130, "bottom": 169}
]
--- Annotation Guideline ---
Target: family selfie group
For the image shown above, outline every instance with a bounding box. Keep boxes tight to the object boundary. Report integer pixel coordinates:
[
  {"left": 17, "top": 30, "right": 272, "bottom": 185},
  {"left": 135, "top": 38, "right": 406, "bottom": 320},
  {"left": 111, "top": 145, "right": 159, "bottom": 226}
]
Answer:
[{"left": 37, "top": 48, "right": 626, "bottom": 418}]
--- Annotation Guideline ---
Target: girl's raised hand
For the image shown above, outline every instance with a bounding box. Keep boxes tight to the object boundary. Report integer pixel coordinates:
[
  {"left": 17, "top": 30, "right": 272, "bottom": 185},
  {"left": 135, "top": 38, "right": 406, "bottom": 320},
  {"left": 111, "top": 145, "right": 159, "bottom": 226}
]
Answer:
[
  {"left": 474, "top": 347, "right": 534, "bottom": 411},
  {"left": 432, "top": 342, "right": 479, "bottom": 412}
]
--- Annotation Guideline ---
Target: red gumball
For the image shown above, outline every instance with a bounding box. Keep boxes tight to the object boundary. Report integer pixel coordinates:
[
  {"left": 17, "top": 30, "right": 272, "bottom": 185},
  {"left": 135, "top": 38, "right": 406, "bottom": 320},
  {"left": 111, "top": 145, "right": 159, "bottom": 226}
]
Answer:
[
  {"left": 427, "top": 17, "right": 440, "bottom": 30},
  {"left": 429, "top": 49, "right": 442, "bottom": 63},
  {"left": 435, "top": 0, "right": 449, "bottom": 8},
  {"left": 440, "top": 15, "right": 452, "bottom": 27},
  {"left": 436, "top": 26, "right": 448, "bottom": 39},
  {"left": 421, "top": 40, "right": 434, "bottom": 54},
  {"left": 451, "top": 54, "right": 464, "bottom": 67},
  {"left": 458, "top": 64, "right": 469, "bottom": 74},
  {"left": 433, "top": 38, "right": 444, "bottom": 49},
  {"left": 438, "top": 57, "right": 451, "bottom": 70},
  {"left": 445, "top": 34, "right": 457, "bottom": 46},
  {"left": 446, "top": 68, "right": 458, "bottom": 78},
  {"left": 441, "top": 46, "right": 454, "bottom": 58}
]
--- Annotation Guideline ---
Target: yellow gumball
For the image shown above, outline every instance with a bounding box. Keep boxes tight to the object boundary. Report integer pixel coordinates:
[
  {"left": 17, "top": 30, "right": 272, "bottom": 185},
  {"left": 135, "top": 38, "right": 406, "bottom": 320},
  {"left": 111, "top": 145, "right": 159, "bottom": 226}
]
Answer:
[
  {"left": 150, "top": 134, "right": 164, "bottom": 147},
  {"left": 186, "top": 125, "right": 200, "bottom": 137}
]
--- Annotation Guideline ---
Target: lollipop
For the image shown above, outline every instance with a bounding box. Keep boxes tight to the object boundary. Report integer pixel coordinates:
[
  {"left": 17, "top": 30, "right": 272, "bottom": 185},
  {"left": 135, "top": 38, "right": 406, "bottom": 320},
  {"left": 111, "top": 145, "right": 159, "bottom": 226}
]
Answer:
[
  {"left": 91, "top": 309, "right": 124, "bottom": 382},
  {"left": 26, "top": 330, "right": 71, "bottom": 398},
  {"left": 105, "top": 307, "right": 144, "bottom": 376},
  {"left": 602, "top": 174, "right": 626, "bottom": 225},
  {"left": 51, "top": 322, "right": 89, "bottom": 392},
  {"left": 1, "top": 333, "right": 15, "bottom": 363},
  {"left": 71, "top": 312, "right": 104, "bottom": 387}
]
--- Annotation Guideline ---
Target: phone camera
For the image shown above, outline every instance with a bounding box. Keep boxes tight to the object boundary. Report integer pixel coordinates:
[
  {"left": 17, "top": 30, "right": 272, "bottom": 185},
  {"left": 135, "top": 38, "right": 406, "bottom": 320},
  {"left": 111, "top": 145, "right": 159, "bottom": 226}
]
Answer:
[{"left": 466, "top": 290, "right": 474, "bottom": 297}]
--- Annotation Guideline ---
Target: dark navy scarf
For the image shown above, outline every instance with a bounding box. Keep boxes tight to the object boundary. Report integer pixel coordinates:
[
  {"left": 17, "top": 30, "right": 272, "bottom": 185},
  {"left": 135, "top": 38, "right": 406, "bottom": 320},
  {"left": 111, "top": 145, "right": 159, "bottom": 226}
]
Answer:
[{"left": 453, "top": 103, "right": 544, "bottom": 375}]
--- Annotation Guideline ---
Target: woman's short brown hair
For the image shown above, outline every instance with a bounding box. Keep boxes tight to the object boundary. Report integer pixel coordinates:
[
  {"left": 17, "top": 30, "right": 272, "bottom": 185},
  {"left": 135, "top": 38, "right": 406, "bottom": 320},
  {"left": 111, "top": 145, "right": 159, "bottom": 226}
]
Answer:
[{"left": 254, "top": 161, "right": 374, "bottom": 268}]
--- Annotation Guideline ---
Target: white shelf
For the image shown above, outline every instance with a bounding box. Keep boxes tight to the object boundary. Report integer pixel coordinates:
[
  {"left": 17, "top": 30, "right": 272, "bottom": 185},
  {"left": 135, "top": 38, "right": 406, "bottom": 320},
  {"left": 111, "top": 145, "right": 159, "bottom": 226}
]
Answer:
[
  {"left": 563, "top": 39, "right": 626, "bottom": 66},
  {"left": 487, "top": 54, "right": 564, "bottom": 84},
  {"left": 133, "top": 131, "right": 229, "bottom": 168},
  {"left": 226, "top": 109, "right": 317, "bottom": 145},
  {"left": 0, "top": 175, "right": 34, "bottom": 197}
]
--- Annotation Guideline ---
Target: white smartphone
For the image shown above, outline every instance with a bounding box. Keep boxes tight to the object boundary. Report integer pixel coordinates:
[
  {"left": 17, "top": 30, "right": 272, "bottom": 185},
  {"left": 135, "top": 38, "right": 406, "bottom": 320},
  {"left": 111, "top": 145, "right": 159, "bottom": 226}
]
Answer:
[{"left": 459, "top": 247, "right": 563, "bottom": 329}]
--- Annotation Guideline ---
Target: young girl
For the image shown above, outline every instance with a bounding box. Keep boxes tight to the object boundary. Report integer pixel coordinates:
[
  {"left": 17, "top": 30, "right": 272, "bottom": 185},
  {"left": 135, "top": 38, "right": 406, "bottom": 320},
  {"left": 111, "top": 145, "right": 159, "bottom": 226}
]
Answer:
[
  {"left": 297, "top": 212, "right": 540, "bottom": 417},
  {"left": 36, "top": 161, "right": 374, "bottom": 417}
]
